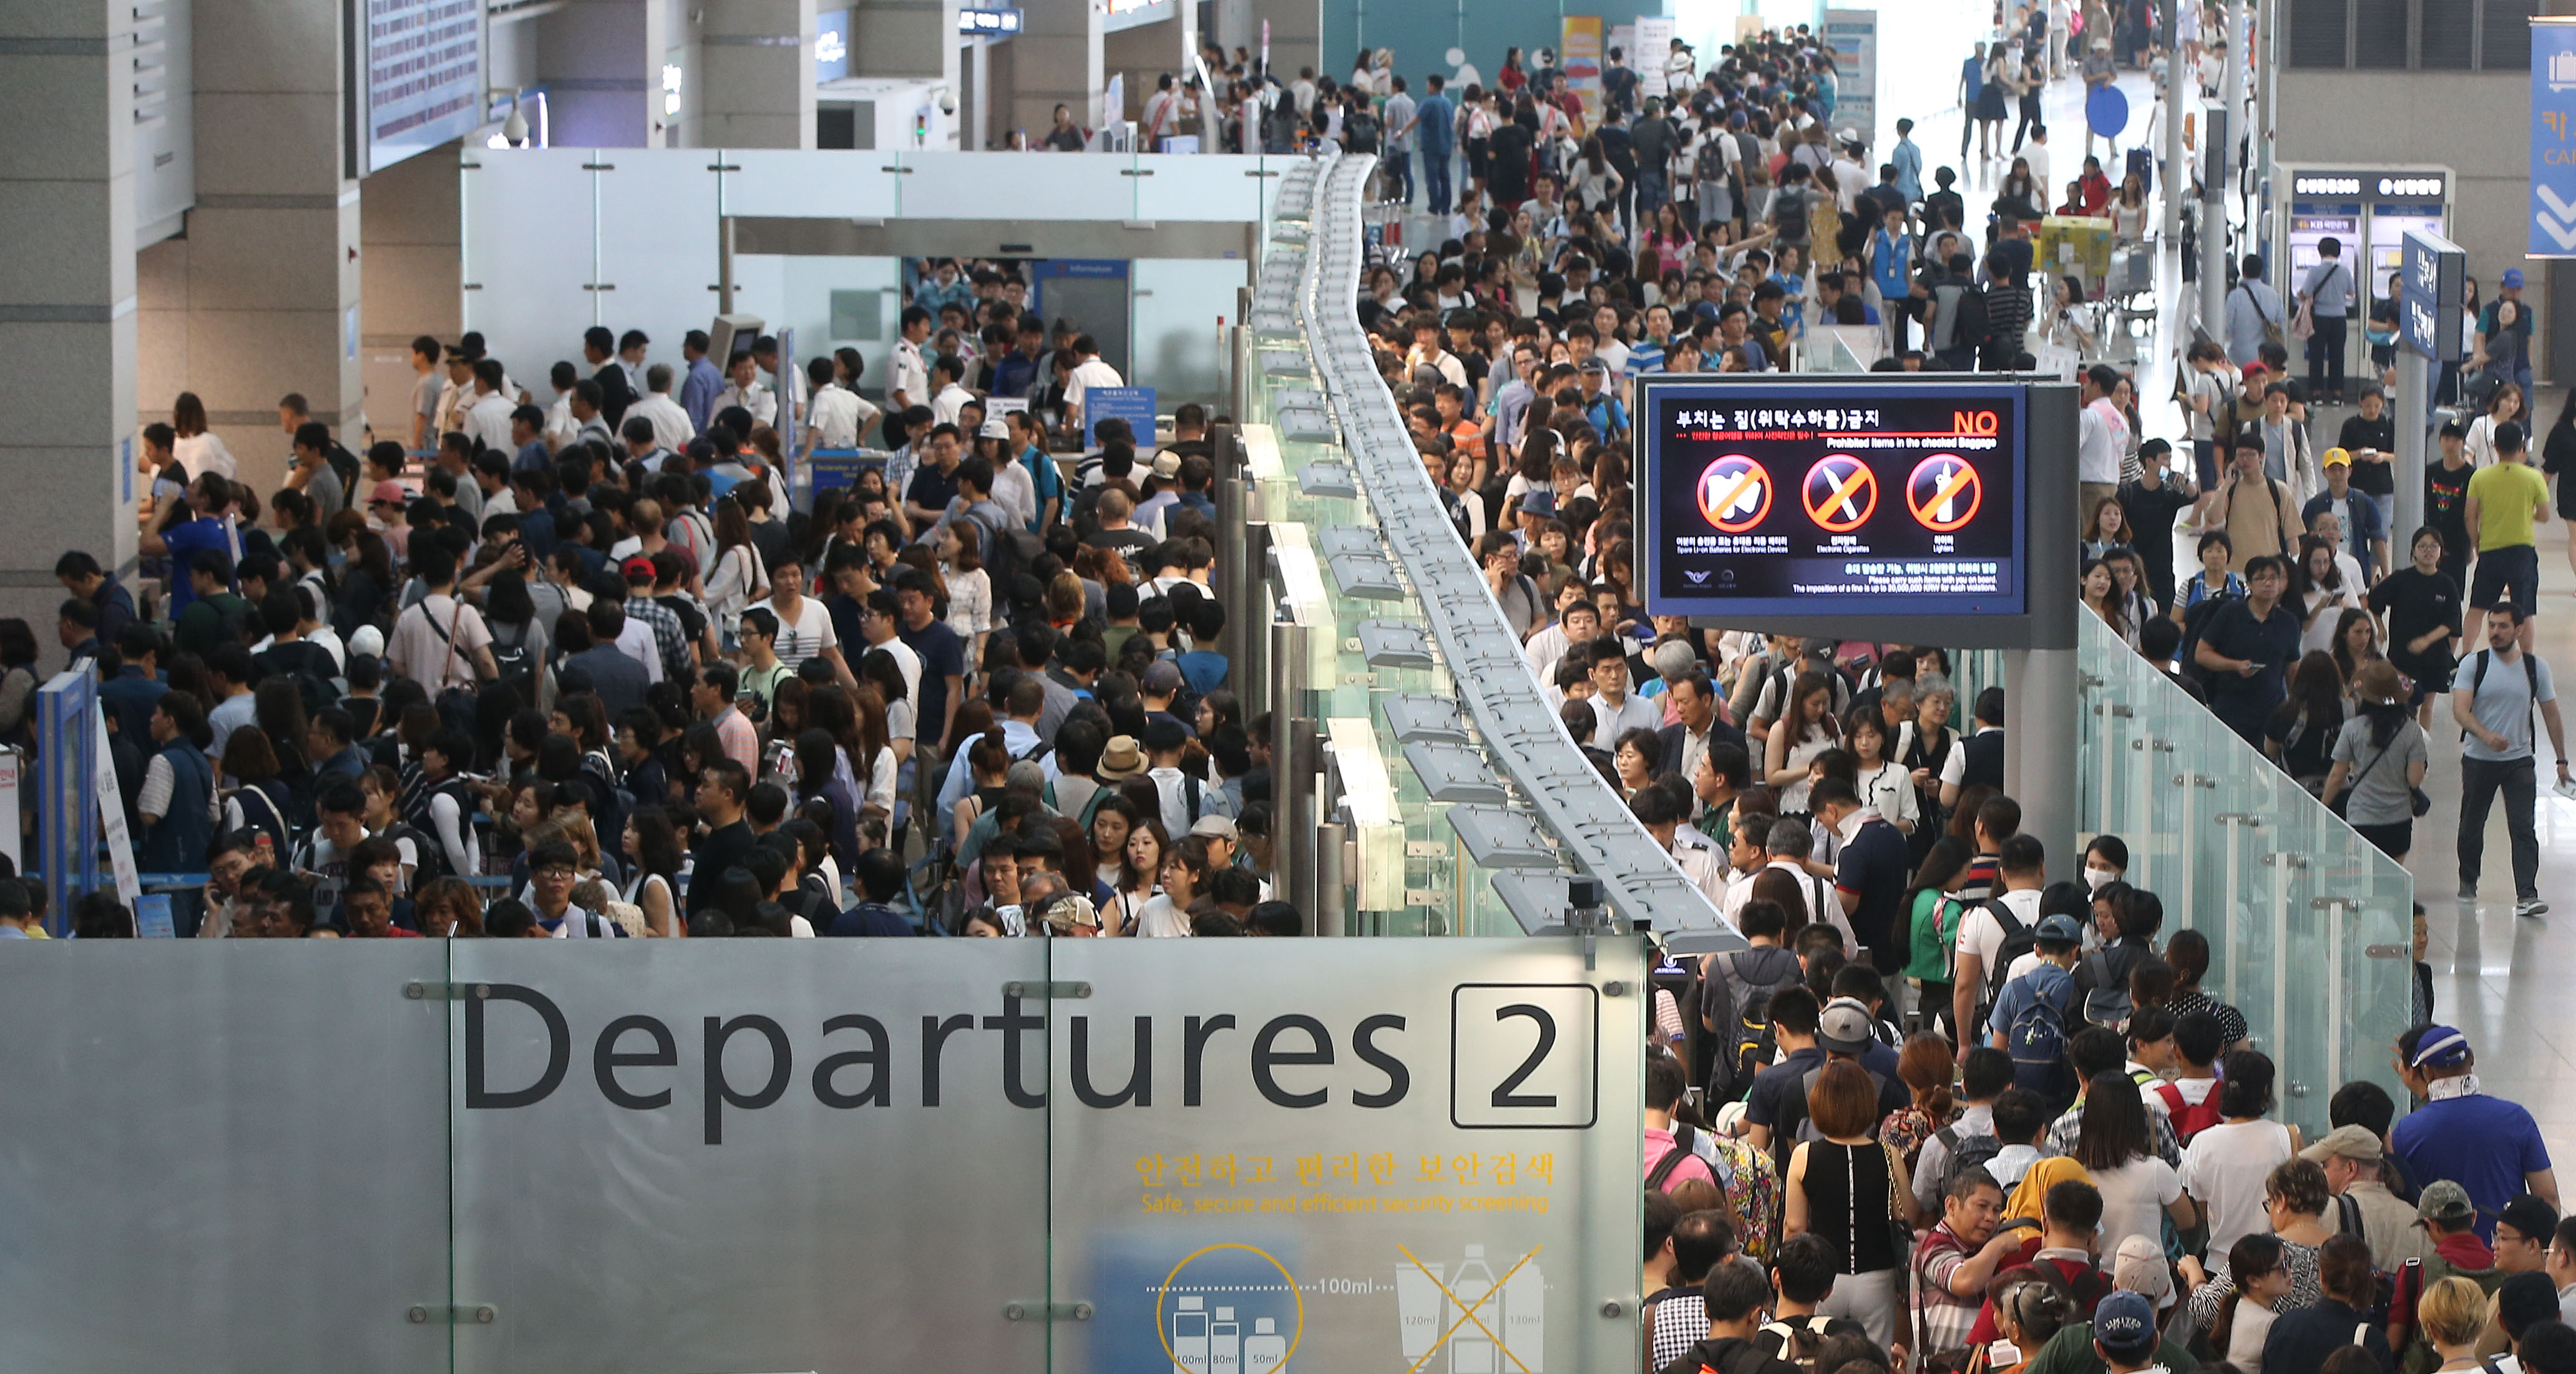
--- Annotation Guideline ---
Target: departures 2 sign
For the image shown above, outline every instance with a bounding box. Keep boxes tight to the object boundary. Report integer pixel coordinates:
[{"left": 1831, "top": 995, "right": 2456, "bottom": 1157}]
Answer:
[{"left": 1639, "top": 380, "right": 2029, "bottom": 618}]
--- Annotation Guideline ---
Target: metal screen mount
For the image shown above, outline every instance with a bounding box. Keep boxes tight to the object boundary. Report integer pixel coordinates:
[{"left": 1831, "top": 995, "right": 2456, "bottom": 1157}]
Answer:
[
  {"left": 1003, "top": 1301, "right": 1094, "bottom": 1321},
  {"left": 409, "top": 1304, "right": 497, "bottom": 1324},
  {"left": 998, "top": 981, "right": 1091, "bottom": 1000}
]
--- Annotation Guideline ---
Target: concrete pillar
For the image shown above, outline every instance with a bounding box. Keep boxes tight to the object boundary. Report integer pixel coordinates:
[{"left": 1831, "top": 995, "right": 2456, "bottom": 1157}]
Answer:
[
  {"left": 0, "top": 0, "right": 138, "bottom": 667},
  {"left": 538, "top": 0, "right": 673, "bottom": 147},
  {"left": 1008, "top": 0, "right": 1102, "bottom": 139},
  {"left": 358, "top": 148, "right": 462, "bottom": 450},
  {"left": 172, "top": 0, "right": 362, "bottom": 497},
  {"left": 692, "top": 0, "right": 821, "bottom": 149}
]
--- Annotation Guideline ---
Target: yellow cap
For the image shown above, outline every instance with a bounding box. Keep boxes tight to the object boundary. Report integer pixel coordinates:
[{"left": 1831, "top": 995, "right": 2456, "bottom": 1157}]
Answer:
[{"left": 2321, "top": 446, "right": 2351, "bottom": 467}]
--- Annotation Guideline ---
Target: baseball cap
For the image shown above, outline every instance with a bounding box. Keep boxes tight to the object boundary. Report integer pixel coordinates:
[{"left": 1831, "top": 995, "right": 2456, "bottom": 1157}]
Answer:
[
  {"left": 1816, "top": 996, "right": 1876, "bottom": 1053},
  {"left": 979, "top": 417, "right": 1010, "bottom": 439},
  {"left": 368, "top": 479, "right": 411, "bottom": 507},
  {"left": 2092, "top": 1291, "right": 2158, "bottom": 1359},
  {"left": 2298, "top": 1123, "right": 2384, "bottom": 1164},
  {"left": 2036, "top": 912, "right": 2085, "bottom": 946},
  {"left": 1189, "top": 815, "right": 1240, "bottom": 841},
  {"left": 1151, "top": 450, "right": 1183, "bottom": 479},
  {"left": 2417, "top": 1179, "right": 2477, "bottom": 1226},
  {"left": 1520, "top": 490, "right": 1558, "bottom": 517},
  {"left": 2112, "top": 1235, "right": 2173, "bottom": 1305},
  {"left": 2321, "top": 446, "right": 2351, "bottom": 468},
  {"left": 1141, "top": 660, "right": 1184, "bottom": 694},
  {"left": 2505, "top": 268, "right": 2527, "bottom": 289},
  {"left": 620, "top": 555, "right": 656, "bottom": 582},
  {"left": 2499, "top": 1195, "right": 2560, "bottom": 1247},
  {"left": 2409, "top": 1024, "right": 2471, "bottom": 1069},
  {"left": 1579, "top": 356, "right": 1611, "bottom": 374}
]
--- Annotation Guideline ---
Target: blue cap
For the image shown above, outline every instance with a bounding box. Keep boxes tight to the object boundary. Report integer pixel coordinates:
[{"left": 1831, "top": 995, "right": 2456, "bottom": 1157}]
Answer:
[
  {"left": 2036, "top": 912, "right": 2084, "bottom": 946},
  {"left": 2504, "top": 268, "right": 2527, "bottom": 290},
  {"left": 2409, "top": 1025, "right": 2471, "bottom": 1069},
  {"left": 2093, "top": 1290, "right": 2158, "bottom": 1358}
]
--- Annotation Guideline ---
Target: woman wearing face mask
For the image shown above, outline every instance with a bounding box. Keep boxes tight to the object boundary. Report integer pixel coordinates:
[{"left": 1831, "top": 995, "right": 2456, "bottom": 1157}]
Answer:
[{"left": 2082, "top": 834, "right": 2128, "bottom": 892}]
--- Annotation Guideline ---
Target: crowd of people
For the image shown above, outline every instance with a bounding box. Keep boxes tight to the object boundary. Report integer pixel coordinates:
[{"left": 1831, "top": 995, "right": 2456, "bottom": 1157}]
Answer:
[{"left": 24, "top": 266, "right": 1289, "bottom": 940}]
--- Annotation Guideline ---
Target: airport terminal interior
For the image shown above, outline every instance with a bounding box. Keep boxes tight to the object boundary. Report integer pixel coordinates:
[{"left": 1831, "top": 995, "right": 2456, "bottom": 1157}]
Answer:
[{"left": 6, "top": 0, "right": 2576, "bottom": 1368}]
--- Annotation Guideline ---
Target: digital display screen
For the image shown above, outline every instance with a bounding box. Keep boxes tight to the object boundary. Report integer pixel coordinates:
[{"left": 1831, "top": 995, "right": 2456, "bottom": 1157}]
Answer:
[{"left": 1639, "top": 381, "right": 2028, "bottom": 619}]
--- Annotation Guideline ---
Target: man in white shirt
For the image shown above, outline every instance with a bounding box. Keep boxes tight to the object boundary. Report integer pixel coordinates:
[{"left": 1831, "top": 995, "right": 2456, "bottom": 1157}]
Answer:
[
  {"left": 1524, "top": 602, "right": 1600, "bottom": 688},
  {"left": 1062, "top": 335, "right": 1124, "bottom": 438},
  {"left": 627, "top": 363, "right": 696, "bottom": 451},
  {"left": 1583, "top": 635, "right": 1664, "bottom": 741},
  {"left": 891, "top": 305, "right": 932, "bottom": 411},
  {"left": 929, "top": 354, "right": 976, "bottom": 428},
  {"left": 713, "top": 352, "right": 774, "bottom": 431},
  {"left": 384, "top": 545, "right": 498, "bottom": 693},
  {"left": 983, "top": 417, "right": 1037, "bottom": 527},
  {"left": 463, "top": 360, "right": 517, "bottom": 453},
  {"left": 1949, "top": 833, "right": 2050, "bottom": 1041},
  {"left": 803, "top": 356, "right": 879, "bottom": 452},
  {"left": 1404, "top": 316, "right": 1470, "bottom": 389}
]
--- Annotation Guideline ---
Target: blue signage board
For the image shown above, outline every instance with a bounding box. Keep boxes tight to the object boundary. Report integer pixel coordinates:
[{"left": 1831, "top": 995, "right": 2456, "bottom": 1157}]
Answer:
[
  {"left": 33, "top": 672, "right": 97, "bottom": 935},
  {"left": 1084, "top": 387, "right": 1158, "bottom": 449},
  {"left": 2401, "top": 229, "right": 2466, "bottom": 363},
  {"left": 816, "top": 9, "right": 851, "bottom": 81},
  {"left": 806, "top": 449, "right": 882, "bottom": 492},
  {"left": 2532, "top": 20, "right": 2576, "bottom": 256}
]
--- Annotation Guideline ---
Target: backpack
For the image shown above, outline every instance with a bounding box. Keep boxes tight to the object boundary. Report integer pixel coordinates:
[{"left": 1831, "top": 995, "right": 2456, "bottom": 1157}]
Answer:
[
  {"left": 1772, "top": 187, "right": 1810, "bottom": 242},
  {"left": 1697, "top": 136, "right": 1729, "bottom": 182},
  {"left": 1760, "top": 1318, "right": 1829, "bottom": 1374},
  {"left": 2004, "top": 973, "right": 2072, "bottom": 1099},
  {"left": 1978, "top": 899, "right": 2040, "bottom": 1031},
  {"left": 1345, "top": 108, "right": 1380, "bottom": 153},
  {"left": 2076, "top": 944, "right": 2141, "bottom": 1029},
  {"left": 965, "top": 507, "right": 1042, "bottom": 611},
  {"left": 326, "top": 442, "right": 363, "bottom": 505},
  {"left": 1710, "top": 1132, "right": 1784, "bottom": 1261},
  {"left": 1647, "top": 1121, "right": 1704, "bottom": 1192},
  {"left": 1931, "top": 1123, "right": 2004, "bottom": 1197},
  {"left": 487, "top": 621, "right": 537, "bottom": 704},
  {"left": 2152, "top": 1079, "right": 2224, "bottom": 1143},
  {"left": 1727, "top": 948, "right": 1805, "bottom": 1096}
]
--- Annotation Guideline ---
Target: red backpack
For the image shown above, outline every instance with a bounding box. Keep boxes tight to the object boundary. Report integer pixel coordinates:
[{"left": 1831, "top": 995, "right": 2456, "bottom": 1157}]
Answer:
[{"left": 2154, "top": 1080, "right": 2223, "bottom": 1143}]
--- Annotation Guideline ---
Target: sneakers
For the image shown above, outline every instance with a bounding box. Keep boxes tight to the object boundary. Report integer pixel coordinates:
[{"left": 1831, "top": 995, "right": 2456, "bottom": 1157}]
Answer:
[
  {"left": 2459, "top": 883, "right": 2479, "bottom": 903},
  {"left": 2516, "top": 897, "right": 2550, "bottom": 919}
]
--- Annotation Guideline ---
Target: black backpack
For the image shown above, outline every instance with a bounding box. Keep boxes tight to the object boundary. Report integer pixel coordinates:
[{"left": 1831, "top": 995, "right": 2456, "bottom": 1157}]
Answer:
[
  {"left": 1772, "top": 187, "right": 1809, "bottom": 242},
  {"left": 326, "top": 442, "right": 363, "bottom": 506},
  {"left": 1345, "top": 109, "right": 1380, "bottom": 153},
  {"left": 1697, "top": 136, "right": 1729, "bottom": 182},
  {"left": 487, "top": 621, "right": 537, "bottom": 704},
  {"left": 1647, "top": 1120, "right": 1703, "bottom": 1191},
  {"left": 1979, "top": 899, "right": 2039, "bottom": 1031},
  {"left": 1726, "top": 949, "right": 1804, "bottom": 1097},
  {"left": 2077, "top": 943, "right": 2145, "bottom": 1028},
  {"left": 1931, "top": 1123, "right": 2004, "bottom": 1197},
  {"left": 965, "top": 507, "right": 1042, "bottom": 614},
  {"left": 2463, "top": 648, "right": 2542, "bottom": 744}
]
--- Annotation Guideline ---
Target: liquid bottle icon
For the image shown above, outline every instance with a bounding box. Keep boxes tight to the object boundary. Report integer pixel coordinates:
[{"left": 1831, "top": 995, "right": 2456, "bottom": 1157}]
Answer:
[
  {"left": 1173, "top": 1294, "right": 1211, "bottom": 1374},
  {"left": 1448, "top": 1245, "right": 1501, "bottom": 1374},
  {"left": 1211, "top": 1304, "right": 1242, "bottom": 1374},
  {"left": 1244, "top": 1317, "right": 1287, "bottom": 1374}
]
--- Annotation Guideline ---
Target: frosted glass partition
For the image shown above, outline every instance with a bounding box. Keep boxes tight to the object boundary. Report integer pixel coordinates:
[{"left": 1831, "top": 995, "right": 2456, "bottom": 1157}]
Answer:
[
  {"left": 717, "top": 148, "right": 906, "bottom": 220},
  {"left": 596, "top": 155, "right": 723, "bottom": 368},
  {"left": 460, "top": 149, "right": 600, "bottom": 368},
  {"left": 1131, "top": 152, "right": 1277, "bottom": 224},
  {"left": 1133, "top": 259, "right": 1249, "bottom": 411},
  {"left": 2076, "top": 611, "right": 2413, "bottom": 1133}
]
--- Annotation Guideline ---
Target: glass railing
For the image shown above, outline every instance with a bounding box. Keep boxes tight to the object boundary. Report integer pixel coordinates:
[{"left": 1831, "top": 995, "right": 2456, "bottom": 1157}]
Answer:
[
  {"left": 1229, "top": 155, "right": 1736, "bottom": 943},
  {"left": 2076, "top": 611, "right": 2414, "bottom": 1134}
]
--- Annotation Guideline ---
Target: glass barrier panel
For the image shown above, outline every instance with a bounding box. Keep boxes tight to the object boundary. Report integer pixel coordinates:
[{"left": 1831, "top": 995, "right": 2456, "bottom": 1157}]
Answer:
[
  {"left": 1041, "top": 938, "right": 1646, "bottom": 1374},
  {"left": 0, "top": 943, "right": 454, "bottom": 1372},
  {"left": 597, "top": 153, "right": 723, "bottom": 378},
  {"left": 444, "top": 941, "right": 1051, "bottom": 1373},
  {"left": 2077, "top": 611, "right": 2413, "bottom": 1135},
  {"left": 1133, "top": 258, "right": 1251, "bottom": 413},
  {"left": 716, "top": 148, "right": 905, "bottom": 220},
  {"left": 461, "top": 149, "right": 599, "bottom": 387}
]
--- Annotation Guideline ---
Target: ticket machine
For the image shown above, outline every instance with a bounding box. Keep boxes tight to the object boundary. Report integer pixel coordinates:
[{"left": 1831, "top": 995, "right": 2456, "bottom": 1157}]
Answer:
[{"left": 2276, "top": 166, "right": 2453, "bottom": 327}]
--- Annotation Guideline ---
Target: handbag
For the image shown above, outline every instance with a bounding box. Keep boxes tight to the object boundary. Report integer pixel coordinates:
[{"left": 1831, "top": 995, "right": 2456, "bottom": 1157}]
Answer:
[{"left": 2292, "top": 296, "right": 2316, "bottom": 340}]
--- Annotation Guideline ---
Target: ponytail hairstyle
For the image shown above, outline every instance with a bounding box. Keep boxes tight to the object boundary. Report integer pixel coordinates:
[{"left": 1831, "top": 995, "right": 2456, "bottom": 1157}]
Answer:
[{"left": 2208, "top": 1231, "right": 2287, "bottom": 1355}]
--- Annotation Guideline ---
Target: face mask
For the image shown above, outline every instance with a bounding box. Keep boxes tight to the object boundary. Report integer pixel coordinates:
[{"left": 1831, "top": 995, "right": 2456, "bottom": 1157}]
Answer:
[{"left": 2084, "top": 865, "right": 2119, "bottom": 892}]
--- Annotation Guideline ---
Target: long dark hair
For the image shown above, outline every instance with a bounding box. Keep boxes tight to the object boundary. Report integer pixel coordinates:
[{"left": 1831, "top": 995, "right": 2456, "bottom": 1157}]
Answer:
[
  {"left": 2270, "top": 651, "right": 2345, "bottom": 739},
  {"left": 1906, "top": 836, "right": 1972, "bottom": 910},
  {"left": 2209, "top": 1232, "right": 2287, "bottom": 1354},
  {"left": 2073, "top": 1069, "right": 2152, "bottom": 1170}
]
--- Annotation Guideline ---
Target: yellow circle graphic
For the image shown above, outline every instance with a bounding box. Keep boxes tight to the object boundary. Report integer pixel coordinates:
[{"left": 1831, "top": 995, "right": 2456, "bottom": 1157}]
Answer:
[{"left": 1154, "top": 1242, "right": 1306, "bottom": 1373}]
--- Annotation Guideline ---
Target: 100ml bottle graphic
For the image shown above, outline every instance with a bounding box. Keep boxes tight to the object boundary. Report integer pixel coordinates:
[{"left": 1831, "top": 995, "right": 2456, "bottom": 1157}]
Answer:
[{"left": 1169, "top": 1297, "right": 1290, "bottom": 1374}]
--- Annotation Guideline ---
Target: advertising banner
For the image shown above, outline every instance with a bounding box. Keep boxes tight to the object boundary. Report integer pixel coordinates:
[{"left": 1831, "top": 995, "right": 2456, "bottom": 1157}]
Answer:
[
  {"left": 1560, "top": 17, "right": 1603, "bottom": 122},
  {"left": 2533, "top": 19, "right": 2576, "bottom": 256},
  {"left": 1634, "top": 17, "right": 1677, "bottom": 97},
  {"left": 1821, "top": 9, "right": 1878, "bottom": 147}
]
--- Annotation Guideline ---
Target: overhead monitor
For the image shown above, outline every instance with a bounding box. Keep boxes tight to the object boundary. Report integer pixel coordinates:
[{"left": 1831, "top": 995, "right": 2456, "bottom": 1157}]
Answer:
[{"left": 1636, "top": 376, "right": 2076, "bottom": 650}]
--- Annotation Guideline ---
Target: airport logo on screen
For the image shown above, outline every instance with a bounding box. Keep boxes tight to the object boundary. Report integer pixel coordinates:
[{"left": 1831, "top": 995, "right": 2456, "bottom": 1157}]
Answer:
[{"left": 1646, "top": 385, "right": 2027, "bottom": 619}]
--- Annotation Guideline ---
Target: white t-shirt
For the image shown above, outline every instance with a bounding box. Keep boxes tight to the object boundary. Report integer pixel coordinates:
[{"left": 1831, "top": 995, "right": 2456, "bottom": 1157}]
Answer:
[
  {"left": 807, "top": 383, "right": 880, "bottom": 450},
  {"left": 1134, "top": 893, "right": 1193, "bottom": 938},
  {"left": 2178, "top": 1119, "right": 2297, "bottom": 1256},
  {"left": 755, "top": 595, "right": 838, "bottom": 670},
  {"left": 2089, "top": 1155, "right": 2184, "bottom": 1256},
  {"left": 1954, "top": 887, "right": 2046, "bottom": 987},
  {"left": 1066, "top": 357, "right": 1125, "bottom": 411}
]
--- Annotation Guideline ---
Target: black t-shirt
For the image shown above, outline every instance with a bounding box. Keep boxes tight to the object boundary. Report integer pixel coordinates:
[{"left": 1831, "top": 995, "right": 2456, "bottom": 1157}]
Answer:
[
  {"left": 1835, "top": 817, "right": 1913, "bottom": 971},
  {"left": 655, "top": 593, "right": 708, "bottom": 647},
  {"left": 2368, "top": 566, "right": 2463, "bottom": 668},
  {"left": 2336, "top": 412, "right": 2398, "bottom": 496},
  {"left": 1043, "top": 126, "right": 1086, "bottom": 152},
  {"left": 686, "top": 820, "right": 755, "bottom": 914},
  {"left": 2118, "top": 478, "right": 2196, "bottom": 603},
  {"left": 2426, "top": 459, "right": 2474, "bottom": 558}
]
